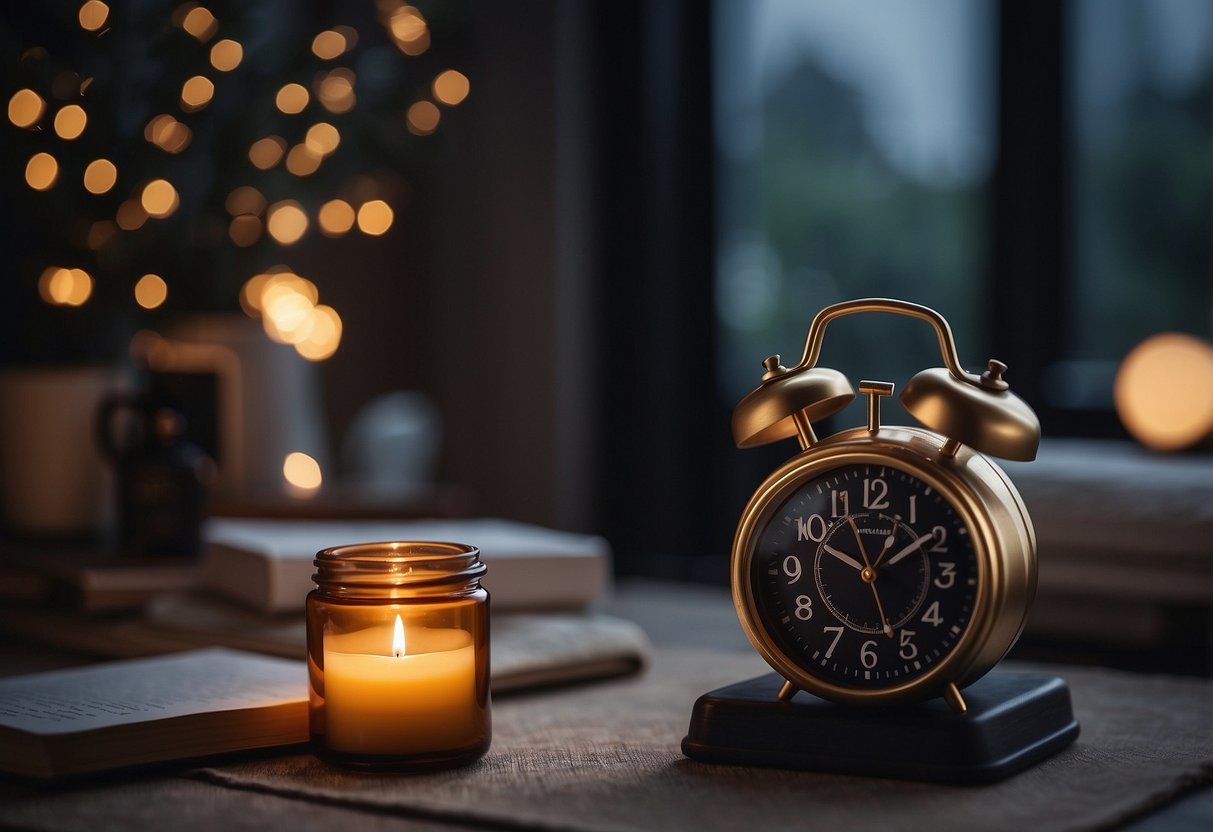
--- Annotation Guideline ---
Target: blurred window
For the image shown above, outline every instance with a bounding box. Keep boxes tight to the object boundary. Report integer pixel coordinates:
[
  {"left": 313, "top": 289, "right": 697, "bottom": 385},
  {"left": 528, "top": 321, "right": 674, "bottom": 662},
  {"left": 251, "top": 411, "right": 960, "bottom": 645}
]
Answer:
[
  {"left": 713, "top": 0, "right": 995, "bottom": 427},
  {"left": 1055, "top": 0, "right": 1213, "bottom": 412}
]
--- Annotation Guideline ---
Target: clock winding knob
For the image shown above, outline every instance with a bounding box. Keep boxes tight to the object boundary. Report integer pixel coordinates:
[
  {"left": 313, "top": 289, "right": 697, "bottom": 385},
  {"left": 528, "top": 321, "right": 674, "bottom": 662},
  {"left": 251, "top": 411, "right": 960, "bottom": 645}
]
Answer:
[{"left": 979, "top": 359, "right": 1010, "bottom": 392}]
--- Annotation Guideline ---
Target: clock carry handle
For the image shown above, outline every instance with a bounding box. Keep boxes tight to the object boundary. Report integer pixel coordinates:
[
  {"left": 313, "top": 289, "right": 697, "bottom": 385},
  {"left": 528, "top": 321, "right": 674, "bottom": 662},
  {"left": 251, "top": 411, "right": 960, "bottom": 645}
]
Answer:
[
  {"left": 794, "top": 298, "right": 980, "bottom": 386},
  {"left": 794, "top": 298, "right": 1040, "bottom": 461}
]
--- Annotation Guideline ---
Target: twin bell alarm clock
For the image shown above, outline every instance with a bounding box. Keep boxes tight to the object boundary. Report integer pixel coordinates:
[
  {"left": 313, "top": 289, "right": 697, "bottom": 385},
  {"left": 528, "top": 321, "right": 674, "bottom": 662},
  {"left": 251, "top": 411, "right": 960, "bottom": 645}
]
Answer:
[{"left": 683, "top": 298, "right": 1079, "bottom": 784}]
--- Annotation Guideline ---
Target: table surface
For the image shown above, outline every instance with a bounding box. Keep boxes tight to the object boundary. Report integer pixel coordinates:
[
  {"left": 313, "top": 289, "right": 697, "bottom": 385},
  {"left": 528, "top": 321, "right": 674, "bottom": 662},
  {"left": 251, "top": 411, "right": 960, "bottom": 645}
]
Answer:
[{"left": 1, "top": 579, "right": 1211, "bottom": 832}]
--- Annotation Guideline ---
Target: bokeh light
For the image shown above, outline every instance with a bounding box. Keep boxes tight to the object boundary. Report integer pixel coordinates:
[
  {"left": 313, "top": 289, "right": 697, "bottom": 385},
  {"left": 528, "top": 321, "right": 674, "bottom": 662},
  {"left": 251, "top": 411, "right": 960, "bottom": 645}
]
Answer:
[
  {"left": 53, "top": 104, "right": 87, "bottom": 140},
  {"left": 229, "top": 214, "right": 262, "bottom": 247},
  {"left": 389, "top": 6, "right": 429, "bottom": 55},
  {"left": 38, "top": 267, "right": 93, "bottom": 307},
  {"left": 1115, "top": 333, "right": 1213, "bottom": 451},
  {"left": 316, "top": 69, "right": 356, "bottom": 114},
  {"left": 209, "top": 38, "right": 242, "bottom": 71},
  {"left": 8, "top": 89, "right": 46, "bottom": 128},
  {"left": 141, "top": 178, "right": 180, "bottom": 218},
  {"left": 78, "top": 0, "right": 109, "bottom": 31},
  {"left": 295, "top": 305, "right": 343, "bottom": 361},
  {"left": 283, "top": 451, "right": 322, "bottom": 493},
  {"left": 225, "top": 185, "right": 265, "bottom": 216},
  {"left": 146, "top": 114, "right": 192, "bottom": 153},
  {"left": 356, "top": 199, "right": 394, "bottom": 235},
  {"left": 406, "top": 100, "right": 440, "bottom": 135},
  {"left": 134, "top": 273, "right": 168, "bottom": 309},
  {"left": 276, "top": 83, "right": 309, "bottom": 114},
  {"left": 285, "top": 143, "right": 321, "bottom": 176},
  {"left": 305, "top": 122, "right": 340, "bottom": 157},
  {"left": 180, "top": 75, "right": 215, "bottom": 111},
  {"left": 239, "top": 271, "right": 341, "bottom": 360},
  {"left": 266, "top": 200, "right": 309, "bottom": 244},
  {"left": 433, "top": 70, "right": 470, "bottom": 106},
  {"left": 248, "top": 135, "right": 287, "bottom": 169},
  {"left": 25, "top": 152, "right": 58, "bottom": 190},
  {"left": 182, "top": 6, "right": 218, "bottom": 41},
  {"left": 116, "top": 199, "right": 148, "bottom": 230},
  {"left": 83, "top": 158, "right": 117, "bottom": 194},
  {"left": 318, "top": 199, "right": 355, "bottom": 236},
  {"left": 311, "top": 30, "right": 348, "bottom": 60}
]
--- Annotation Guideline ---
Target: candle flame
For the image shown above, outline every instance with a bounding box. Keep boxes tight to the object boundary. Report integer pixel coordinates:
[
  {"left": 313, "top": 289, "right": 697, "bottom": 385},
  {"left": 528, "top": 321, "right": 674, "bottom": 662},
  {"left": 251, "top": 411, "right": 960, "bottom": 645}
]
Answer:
[{"left": 392, "top": 614, "right": 405, "bottom": 658}]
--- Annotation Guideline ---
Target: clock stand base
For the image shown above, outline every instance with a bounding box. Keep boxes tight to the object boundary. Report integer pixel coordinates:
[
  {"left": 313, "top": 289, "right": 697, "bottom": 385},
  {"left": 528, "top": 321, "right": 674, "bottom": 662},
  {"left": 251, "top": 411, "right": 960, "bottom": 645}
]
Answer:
[{"left": 682, "top": 670, "right": 1079, "bottom": 785}]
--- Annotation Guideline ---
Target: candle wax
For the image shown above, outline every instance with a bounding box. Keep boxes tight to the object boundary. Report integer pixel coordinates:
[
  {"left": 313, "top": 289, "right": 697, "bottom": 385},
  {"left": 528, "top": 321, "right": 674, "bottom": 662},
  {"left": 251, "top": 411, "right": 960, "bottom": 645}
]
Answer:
[{"left": 323, "top": 623, "right": 478, "bottom": 756}]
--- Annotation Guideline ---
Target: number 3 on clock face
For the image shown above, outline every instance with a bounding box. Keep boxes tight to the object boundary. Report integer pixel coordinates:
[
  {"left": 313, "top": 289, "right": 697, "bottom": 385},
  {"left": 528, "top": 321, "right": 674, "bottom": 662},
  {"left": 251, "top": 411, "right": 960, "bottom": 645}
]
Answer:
[{"left": 753, "top": 463, "right": 977, "bottom": 689}]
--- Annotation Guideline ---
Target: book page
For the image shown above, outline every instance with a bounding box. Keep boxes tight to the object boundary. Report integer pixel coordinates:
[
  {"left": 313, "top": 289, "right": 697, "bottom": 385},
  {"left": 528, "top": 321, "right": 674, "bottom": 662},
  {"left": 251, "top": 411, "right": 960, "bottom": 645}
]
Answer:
[
  {"left": 204, "top": 517, "right": 610, "bottom": 560},
  {"left": 0, "top": 648, "right": 303, "bottom": 736}
]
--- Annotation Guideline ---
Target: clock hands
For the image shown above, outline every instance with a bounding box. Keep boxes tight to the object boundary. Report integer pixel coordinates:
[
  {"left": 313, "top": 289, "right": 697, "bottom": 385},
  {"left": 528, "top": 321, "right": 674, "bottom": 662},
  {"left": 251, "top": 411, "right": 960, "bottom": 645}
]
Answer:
[
  {"left": 871, "top": 532, "right": 897, "bottom": 568},
  {"left": 823, "top": 544, "right": 864, "bottom": 572},
  {"left": 847, "top": 516, "right": 893, "bottom": 638},
  {"left": 884, "top": 532, "right": 935, "bottom": 567}
]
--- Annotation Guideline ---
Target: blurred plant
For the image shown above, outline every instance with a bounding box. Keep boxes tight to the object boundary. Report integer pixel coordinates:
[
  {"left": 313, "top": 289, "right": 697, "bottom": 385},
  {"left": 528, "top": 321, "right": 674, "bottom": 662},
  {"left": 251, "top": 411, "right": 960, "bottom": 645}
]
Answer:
[{"left": 3, "top": 0, "right": 469, "bottom": 362}]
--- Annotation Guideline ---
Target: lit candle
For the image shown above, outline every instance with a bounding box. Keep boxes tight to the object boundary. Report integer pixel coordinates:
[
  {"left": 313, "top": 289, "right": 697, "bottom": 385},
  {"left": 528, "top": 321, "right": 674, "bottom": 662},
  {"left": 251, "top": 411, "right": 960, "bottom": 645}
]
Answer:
[
  {"left": 322, "top": 614, "right": 478, "bottom": 756},
  {"left": 307, "top": 540, "right": 491, "bottom": 770}
]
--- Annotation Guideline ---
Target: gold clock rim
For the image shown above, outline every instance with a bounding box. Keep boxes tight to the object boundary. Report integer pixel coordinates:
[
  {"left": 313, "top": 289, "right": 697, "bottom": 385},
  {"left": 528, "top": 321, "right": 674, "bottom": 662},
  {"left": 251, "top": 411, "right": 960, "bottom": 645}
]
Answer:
[{"left": 730, "top": 427, "right": 1032, "bottom": 706}]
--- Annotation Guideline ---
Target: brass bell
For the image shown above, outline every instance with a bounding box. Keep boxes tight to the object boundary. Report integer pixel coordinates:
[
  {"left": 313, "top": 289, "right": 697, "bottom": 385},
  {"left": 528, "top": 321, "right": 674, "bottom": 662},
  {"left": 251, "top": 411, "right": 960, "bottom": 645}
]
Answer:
[
  {"left": 732, "top": 355, "right": 855, "bottom": 448},
  {"left": 901, "top": 359, "right": 1040, "bottom": 461}
]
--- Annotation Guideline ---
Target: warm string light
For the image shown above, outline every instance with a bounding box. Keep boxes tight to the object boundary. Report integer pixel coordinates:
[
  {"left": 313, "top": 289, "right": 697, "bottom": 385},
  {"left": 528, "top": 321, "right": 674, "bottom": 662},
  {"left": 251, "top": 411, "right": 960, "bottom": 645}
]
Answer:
[
  {"left": 12, "top": 1, "right": 464, "bottom": 327},
  {"left": 53, "top": 105, "right": 87, "bottom": 140},
  {"left": 433, "top": 70, "right": 470, "bottom": 106},
  {"left": 209, "top": 39, "right": 243, "bottom": 72},
  {"left": 134, "top": 273, "right": 168, "bottom": 309},
  {"left": 266, "top": 200, "right": 308, "bottom": 244},
  {"left": 38, "top": 267, "right": 93, "bottom": 306},
  {"left": 241, "top": 269, "right": 343, "bottom": 361},
  {"left": 78, "top": 1, "right": 110, "bottom": 32},
  {"left": 83, "top": 158, "right": 117, "bottom": 194},
  {"left": 283, "top": 451, "right": 323, "bottom": 493},
  {"left": 8, "top": 89, "right": 45, "bottom": 128}
]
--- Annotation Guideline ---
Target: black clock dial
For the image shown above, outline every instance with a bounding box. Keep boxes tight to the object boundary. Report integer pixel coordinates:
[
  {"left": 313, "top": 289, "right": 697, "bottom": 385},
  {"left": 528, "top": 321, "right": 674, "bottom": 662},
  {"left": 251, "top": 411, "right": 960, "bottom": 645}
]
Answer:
[{"left": 750, "top": 463, "right": 977, "bottom": 689}]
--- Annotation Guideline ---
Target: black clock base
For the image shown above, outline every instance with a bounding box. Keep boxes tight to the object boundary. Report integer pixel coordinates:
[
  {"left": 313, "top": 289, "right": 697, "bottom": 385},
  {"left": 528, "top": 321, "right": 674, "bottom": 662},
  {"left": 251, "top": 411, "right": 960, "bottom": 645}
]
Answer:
[{"left": 682, "top": 670, "right": 1079, "bottom": 785}]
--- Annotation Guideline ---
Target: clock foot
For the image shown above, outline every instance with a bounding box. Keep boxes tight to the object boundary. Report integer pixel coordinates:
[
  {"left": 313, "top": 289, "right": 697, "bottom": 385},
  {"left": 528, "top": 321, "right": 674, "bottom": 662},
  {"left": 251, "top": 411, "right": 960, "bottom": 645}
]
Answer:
[
  {"left": 776, "top": 679, "right": 799, "bottom": 702},
  {"left": 944, "top": 681, "right": 967, "bottom": 714}
]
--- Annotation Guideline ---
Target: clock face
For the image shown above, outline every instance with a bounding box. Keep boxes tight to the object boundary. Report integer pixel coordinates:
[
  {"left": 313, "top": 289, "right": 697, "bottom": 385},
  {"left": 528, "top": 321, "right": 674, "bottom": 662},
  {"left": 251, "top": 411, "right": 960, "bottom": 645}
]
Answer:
[{"left": 749, "top": 462, "right": 977, "bottom": 690}]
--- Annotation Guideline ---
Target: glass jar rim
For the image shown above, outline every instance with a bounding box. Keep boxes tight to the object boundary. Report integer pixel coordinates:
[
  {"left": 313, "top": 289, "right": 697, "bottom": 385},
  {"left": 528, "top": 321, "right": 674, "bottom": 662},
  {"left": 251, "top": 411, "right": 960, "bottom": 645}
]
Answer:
[{"left": 313, "top": 540, "right": 485, "bottom": 588}]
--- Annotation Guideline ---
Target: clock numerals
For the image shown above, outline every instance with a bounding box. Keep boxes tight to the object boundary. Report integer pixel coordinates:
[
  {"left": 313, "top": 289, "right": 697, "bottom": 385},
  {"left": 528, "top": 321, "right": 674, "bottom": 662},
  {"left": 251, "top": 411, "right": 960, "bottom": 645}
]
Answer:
[
  {"left": 921, "top": 600, "right": 942, "bottom": 626},
  {"left": 795, "top": 514, "right": 828, "bottom": 543},
  {"left": 862, "top": 477, "right": 889, "bottom": 510},
  {"left": 823, "top": 625, "right": 844, "bottom": 658},
  {"left": 830, "top": 489, "right": 849, "bottom": 517},
  {"left": 934, "top": 562, "right": 956, "bottom": 589},
  {"left": 754, "top": 463, "right": 976, "bottom": 689},
  {"left": 782, "top": 555, "right": 802, "bottom": 584}
]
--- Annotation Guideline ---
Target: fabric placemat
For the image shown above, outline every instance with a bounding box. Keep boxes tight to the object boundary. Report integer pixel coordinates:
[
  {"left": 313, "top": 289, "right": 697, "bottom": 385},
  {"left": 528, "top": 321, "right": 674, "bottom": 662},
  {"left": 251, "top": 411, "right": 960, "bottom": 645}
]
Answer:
[{"left": 193, "top": 650, "right": 1213, "bottom": 832}]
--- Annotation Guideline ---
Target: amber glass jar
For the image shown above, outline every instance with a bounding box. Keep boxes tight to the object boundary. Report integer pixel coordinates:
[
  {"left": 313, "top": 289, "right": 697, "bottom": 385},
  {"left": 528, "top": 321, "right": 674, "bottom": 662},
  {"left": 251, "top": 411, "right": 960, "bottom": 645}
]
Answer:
[{"left": 306, "top": 541, "right": 490, "bottom": 770}]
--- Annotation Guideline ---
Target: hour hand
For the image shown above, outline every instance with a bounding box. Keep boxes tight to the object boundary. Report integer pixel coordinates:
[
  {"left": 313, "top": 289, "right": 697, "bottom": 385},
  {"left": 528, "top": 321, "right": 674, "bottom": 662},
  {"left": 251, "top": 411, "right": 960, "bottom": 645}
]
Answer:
[{"left": 822, "top": 544, "right": 864, "bottom": 572}]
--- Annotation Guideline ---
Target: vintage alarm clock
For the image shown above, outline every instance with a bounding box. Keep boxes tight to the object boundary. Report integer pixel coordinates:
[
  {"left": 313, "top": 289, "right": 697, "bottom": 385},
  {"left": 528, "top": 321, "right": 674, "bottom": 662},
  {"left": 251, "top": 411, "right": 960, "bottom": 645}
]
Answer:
[{"left": 730, "top": 298, "right": 1040, "bottom": 714}]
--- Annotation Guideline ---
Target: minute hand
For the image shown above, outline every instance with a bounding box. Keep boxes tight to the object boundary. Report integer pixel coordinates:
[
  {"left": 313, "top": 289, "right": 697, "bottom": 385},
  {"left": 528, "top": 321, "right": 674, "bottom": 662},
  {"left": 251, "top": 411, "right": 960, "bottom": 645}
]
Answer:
[{"left": 885, "top": 532, "right": 935, "bottom": 567}]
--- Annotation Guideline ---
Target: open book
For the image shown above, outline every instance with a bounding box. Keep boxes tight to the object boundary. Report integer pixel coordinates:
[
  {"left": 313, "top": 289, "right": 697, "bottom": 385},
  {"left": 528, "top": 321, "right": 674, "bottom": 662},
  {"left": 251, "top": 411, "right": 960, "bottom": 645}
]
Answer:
[
  {"left": 203, "top": 517, "right": 612, "bottom": 614},
  {"left": 0, "top": 649, "right": 306, "bottom": 779},
  {"left": 0, "top": 593, "right": 652, "bottom": 700}
]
